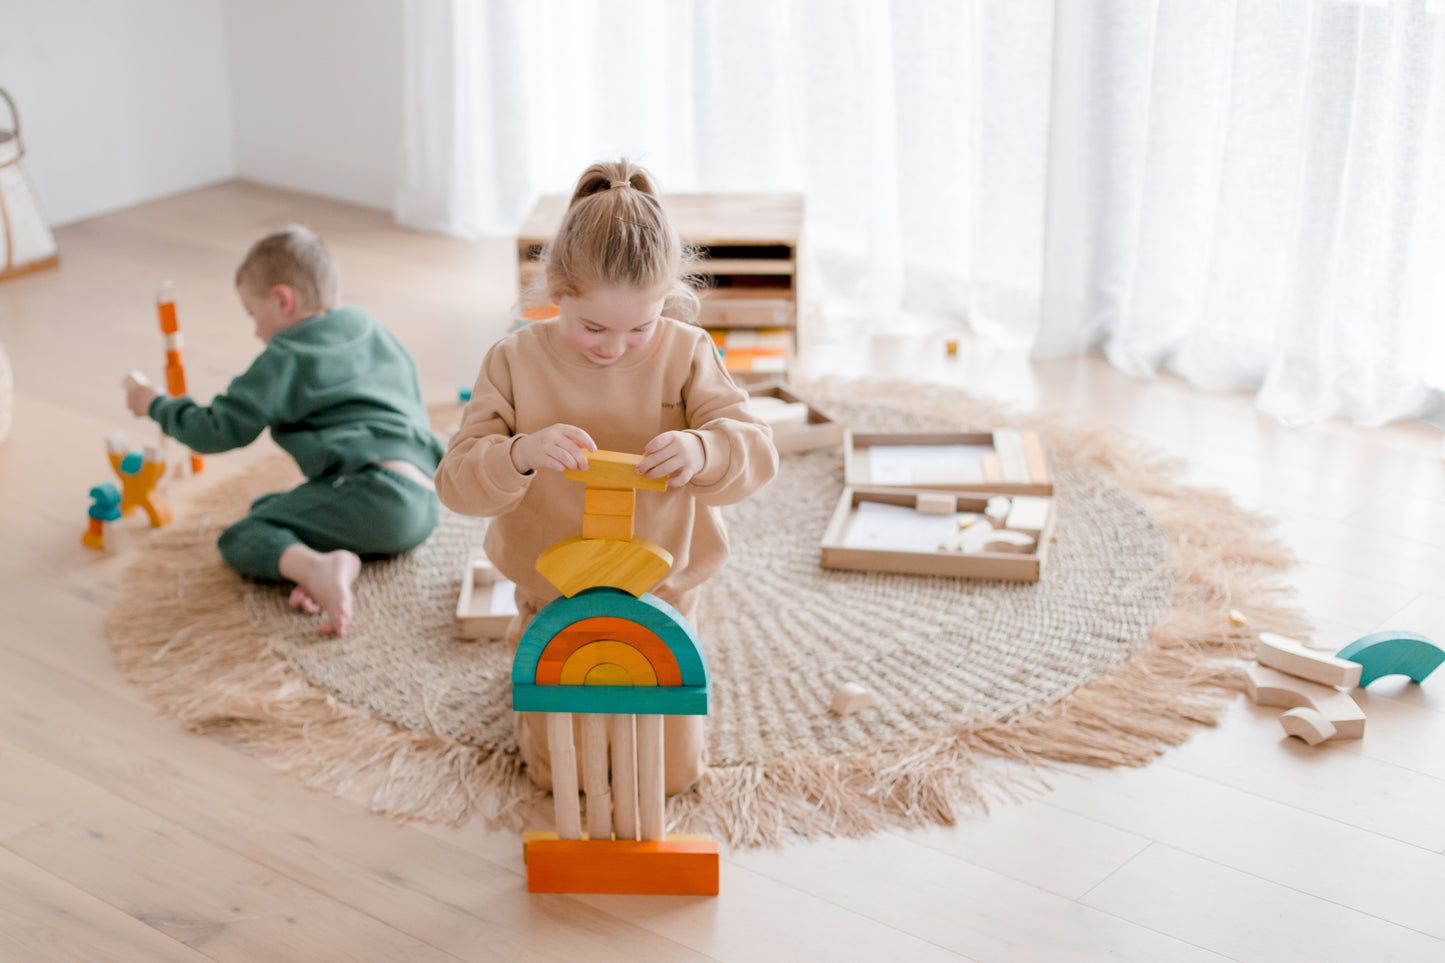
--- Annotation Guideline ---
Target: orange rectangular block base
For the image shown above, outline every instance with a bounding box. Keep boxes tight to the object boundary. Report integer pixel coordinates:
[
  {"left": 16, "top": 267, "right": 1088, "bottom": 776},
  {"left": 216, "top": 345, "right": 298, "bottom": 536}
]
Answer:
[{"left": 522, "top": 833, "right": 719, "bottom": 895}]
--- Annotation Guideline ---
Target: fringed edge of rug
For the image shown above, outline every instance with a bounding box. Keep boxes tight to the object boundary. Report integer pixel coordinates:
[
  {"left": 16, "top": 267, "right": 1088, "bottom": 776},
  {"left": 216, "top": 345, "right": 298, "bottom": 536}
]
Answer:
[
  {"left": 664, "top": 378, "right": 1312, "bottom": 847},
  {"left": 107, "top": 384, "right": 1310, "bottom": 848},
  {"left": 106, "top": 458, "right": 546, "bottom": 829}
]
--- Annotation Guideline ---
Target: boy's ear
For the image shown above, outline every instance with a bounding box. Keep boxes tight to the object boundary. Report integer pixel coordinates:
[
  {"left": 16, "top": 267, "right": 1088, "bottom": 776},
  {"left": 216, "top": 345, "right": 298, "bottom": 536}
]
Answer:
[{"left": 272, "top": 284, "right": 297, "bottom": 316}]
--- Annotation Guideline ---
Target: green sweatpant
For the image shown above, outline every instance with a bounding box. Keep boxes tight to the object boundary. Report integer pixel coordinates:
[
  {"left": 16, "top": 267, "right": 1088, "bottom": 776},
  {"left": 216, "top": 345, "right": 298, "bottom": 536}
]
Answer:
[{"left": 218, "top": 463, "right": 439, "bottom": 580}]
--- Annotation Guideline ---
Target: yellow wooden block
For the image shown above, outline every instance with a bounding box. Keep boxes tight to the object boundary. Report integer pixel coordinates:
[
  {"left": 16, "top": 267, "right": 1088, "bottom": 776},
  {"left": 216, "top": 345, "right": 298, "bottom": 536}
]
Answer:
[
  {"left": 584, "top": 488, "right": 635, "bottom": 516},
  {"left": 565, "top": 450, "right": 667, "bottom": 492},
  {"left": 582, "top": 513, "right": 633, "bottom": 540},
  {"left": 535, "top": 534, "right": 673, "bottom": 597}
]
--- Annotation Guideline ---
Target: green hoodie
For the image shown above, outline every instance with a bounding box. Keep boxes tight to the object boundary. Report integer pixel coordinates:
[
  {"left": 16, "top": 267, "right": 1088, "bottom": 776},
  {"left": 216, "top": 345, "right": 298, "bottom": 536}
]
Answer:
[{"left": 149, "top": 306, "right": 443, "bottom": 479}]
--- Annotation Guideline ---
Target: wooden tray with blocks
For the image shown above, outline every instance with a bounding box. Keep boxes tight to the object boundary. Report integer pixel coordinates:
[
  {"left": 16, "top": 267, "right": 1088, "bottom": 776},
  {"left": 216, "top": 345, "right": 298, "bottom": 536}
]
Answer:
[
  {"left": 820, "top": 487, "right": 1056, "bottom": 582},
  {"left": 744, "top": 381, "right": 844, "bottom": 454},
  {"left": 456, "top": 547, "right": 518, "bottom": 640},
  {"left": 844, "top": 429, "right": 1053, "bottom": 496}
]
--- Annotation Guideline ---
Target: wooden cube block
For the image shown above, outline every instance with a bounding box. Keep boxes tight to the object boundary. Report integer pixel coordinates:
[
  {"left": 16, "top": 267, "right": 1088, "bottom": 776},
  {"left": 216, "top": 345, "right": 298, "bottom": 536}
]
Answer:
[
  {"left": 915, "top": 492, "right": 957, "bottom": 515},
  {"left": 582, "top": 512, "right": 633, "bottom": 541},
  {"left": 584, "top": 488, "right": 635, "bottom": 516}
]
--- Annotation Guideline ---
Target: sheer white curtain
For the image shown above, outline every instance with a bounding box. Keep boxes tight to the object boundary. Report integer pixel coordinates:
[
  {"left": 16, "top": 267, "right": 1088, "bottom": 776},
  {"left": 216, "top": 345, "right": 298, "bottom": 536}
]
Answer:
[{"left": 398, "top": 0, "right": 1445, "bottom": 429}]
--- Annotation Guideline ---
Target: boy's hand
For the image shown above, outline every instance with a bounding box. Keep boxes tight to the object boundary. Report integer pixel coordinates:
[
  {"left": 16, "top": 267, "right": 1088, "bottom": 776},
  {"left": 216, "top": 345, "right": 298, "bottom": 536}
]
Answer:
[
  {"left": 639, "top": 431, "right": 704, "bottom": 487},
  {"left": 123, "top": 371, "right": 160, "bottom": 418},
  {"left": 511, "top": 424, "right": 597, "bottom": 474}
]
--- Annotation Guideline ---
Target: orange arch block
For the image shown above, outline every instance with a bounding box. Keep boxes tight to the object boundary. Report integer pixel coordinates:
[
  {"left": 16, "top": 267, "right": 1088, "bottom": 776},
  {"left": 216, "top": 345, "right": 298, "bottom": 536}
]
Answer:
[
  {"left": 558, "top": 640, "right": 659, "bottom": 686},
  {"left": 535, "top": 616, "right": 682, "bottom": 686}
]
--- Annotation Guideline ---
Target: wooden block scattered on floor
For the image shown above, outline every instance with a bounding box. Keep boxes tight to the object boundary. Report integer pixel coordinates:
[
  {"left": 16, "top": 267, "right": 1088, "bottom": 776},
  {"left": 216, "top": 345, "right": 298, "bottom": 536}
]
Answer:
[
  {"left": 1256, "top": 632, "right": 1363, "bottom": 688},
  {"left": 1242, "top": 663, "right": 1366, "bottom": 740},
  {"left": 1280, "top": 707, "right": 1338, "bottom": 746},
  {"left": 830, "top": 682, "right": 876, "bottom": 715}
]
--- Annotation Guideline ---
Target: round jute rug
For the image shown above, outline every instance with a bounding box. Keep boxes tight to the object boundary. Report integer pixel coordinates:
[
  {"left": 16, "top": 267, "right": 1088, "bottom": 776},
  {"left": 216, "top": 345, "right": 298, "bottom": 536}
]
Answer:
[{"left": 108, "top": 380, "right": 1308, "bottom": 847}]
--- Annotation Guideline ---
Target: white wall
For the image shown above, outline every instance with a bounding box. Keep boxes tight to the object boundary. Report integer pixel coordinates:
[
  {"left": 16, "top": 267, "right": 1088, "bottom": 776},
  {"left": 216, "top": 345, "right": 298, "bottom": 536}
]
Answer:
[
  {"left": 224, "top": 0, "right": 404, "bottom": 212},
  {"left": 0, "top": 0, "right": 235, "bottom": 226}
]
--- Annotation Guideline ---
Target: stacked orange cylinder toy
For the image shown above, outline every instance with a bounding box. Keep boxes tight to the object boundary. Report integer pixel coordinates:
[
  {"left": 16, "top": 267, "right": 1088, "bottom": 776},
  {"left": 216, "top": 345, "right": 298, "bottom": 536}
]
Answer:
[{"left": 155, "top": 282, "right": 203, "bottom": 473}]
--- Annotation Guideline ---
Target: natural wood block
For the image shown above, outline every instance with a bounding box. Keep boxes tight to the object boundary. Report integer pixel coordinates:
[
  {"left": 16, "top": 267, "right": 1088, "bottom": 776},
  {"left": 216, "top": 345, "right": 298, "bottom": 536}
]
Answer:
[
  {"left": 830, "top": 682, "right": 876, "bottom": 715},
  {"left": 582, "top": 512, "right": 633, "bottom": 541},
  {"left": 1241, "top": 663, "right": 1365, "bottom": 740},
  {"left": 535, "top": 534, "right": 673, "bottom": 597},
  {"left": 915, "top": 492, "right": 957, "bottom": 515},
  {"left": 565, "top": 449, "right": 668, "bottom": 492},
  {"left": 1280, "top": 707, "right": 1338, "bottom": 746},
  {"left": 584, "top": 488, "right": 635, "bottom": 516},
  {"left": 1256, "top": 633, "right": 1363, "bottom": 689}
]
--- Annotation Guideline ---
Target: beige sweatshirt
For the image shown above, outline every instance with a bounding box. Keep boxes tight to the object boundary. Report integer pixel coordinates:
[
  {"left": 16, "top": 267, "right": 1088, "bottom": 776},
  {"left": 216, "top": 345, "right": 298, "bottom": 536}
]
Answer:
[{"left": 437, "top": 318, "right": 779, "bottom": 603}]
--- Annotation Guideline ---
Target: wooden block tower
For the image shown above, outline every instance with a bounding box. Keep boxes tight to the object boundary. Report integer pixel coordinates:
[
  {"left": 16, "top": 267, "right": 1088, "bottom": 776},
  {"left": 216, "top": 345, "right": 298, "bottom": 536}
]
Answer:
[
  {"left": 513, "top": 449, "right": 718, "bottom": 895},
  {"left": 155, "top": 282, "right": 204, "bottom": 474}
]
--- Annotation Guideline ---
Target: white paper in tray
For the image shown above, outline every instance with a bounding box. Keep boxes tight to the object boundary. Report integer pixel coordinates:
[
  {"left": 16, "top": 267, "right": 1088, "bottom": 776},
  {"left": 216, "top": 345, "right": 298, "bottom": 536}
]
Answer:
[
  {"left": 867, "top": 444, "right": 992, "bottom": 485},
  {"left": 840, "top": 501, "right": 958, "bottom": 552},
  {"left": 490, "top": 579, "right": 518, "bottom": 615}
]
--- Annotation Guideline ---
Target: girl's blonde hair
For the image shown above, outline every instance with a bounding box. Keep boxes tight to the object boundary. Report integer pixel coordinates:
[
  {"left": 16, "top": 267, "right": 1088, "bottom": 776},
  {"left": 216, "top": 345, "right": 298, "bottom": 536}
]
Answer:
[
  {"left": 541, "top": 159, "right": 700, "bottom": 323},
  {"left": 234, "top": 224, "right": 342, "bottom": 313}
]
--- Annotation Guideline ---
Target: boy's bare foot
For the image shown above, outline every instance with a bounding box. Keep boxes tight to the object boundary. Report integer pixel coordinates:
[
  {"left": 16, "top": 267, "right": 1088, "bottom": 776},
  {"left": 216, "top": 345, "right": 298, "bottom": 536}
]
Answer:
[{"left": 278, "top": 545, "right": 363, "bottom": 636}]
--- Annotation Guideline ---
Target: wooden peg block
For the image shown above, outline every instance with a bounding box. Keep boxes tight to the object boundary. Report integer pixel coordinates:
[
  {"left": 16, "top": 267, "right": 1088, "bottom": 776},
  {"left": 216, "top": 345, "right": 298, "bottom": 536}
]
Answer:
[
  {"left": 582, "top": 512, "right": 633, "bottom": 541},
  {"left": 915, "top": 492, "right": 957, "bottom": 515},
  {"left": 584, "top": 488, "right": 635, "bottom": 516},
  {"left": 1256, "top": 633, "right": 1363, "bottom": 689}
]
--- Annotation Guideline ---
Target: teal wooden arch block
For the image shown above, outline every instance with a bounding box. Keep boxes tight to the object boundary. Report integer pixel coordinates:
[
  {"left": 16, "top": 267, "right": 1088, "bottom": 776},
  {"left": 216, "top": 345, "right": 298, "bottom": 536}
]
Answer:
[
  {"left": 511, "top": 586, "right": 710, "bottom": 716},
  {"left": 1336, "top": 630, "right": 1444, "bottom": 687}
]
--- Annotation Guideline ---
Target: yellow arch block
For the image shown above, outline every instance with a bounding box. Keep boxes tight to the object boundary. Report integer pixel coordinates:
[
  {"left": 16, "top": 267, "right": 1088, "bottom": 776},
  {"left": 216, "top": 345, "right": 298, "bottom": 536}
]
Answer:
[
  {"left": 536, "top": 534, "right": 673, "bottom": 597},
  {"left": 560, "top": 640, "right": 659, "bottom": 686}
]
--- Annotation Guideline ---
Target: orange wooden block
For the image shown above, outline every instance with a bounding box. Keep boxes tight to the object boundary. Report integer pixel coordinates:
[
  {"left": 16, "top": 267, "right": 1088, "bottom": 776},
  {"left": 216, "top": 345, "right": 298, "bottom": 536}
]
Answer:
[
  {"left": 535, "top": 616, "right": 682, "bottom": 686},
  {"left": 1021, "top": 429, "right": 1050, "bottom": 486},
  {"left": 584, "top": 488, "right": 635, "bottom": 516},
  {"left": 523, "top": 834, "right": 719, "bottom": 895},
  {"left": 582, "top": 512, "right": 633, "bottom": 540}
]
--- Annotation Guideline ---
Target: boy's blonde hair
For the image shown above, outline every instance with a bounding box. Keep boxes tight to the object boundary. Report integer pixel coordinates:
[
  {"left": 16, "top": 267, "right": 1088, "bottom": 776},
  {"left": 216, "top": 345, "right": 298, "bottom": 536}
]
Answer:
[
  {"left": 543, "top": 159, "right": 700, "bottom": 323},
  {"left": 234, "top": 225, "right": 342, "bottom": 313}
]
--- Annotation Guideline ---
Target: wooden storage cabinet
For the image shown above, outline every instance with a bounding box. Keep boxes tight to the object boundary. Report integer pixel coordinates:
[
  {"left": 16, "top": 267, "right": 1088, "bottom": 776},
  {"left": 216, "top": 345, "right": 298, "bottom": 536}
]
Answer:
[{"left": 517, "top": 193, "right": 804, "bottom": 377}]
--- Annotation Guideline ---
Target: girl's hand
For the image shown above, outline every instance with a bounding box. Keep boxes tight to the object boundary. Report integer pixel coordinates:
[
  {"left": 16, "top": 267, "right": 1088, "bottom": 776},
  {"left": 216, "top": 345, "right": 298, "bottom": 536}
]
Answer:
[
  {"left": 123, "top": 371, "right": 160, "bottom": 418},
  {"left": 638, "top": 431, "right": 704, "bottom": 487},
  {"left": 511, "top": 424, "right": 597, "bottom": 474}
]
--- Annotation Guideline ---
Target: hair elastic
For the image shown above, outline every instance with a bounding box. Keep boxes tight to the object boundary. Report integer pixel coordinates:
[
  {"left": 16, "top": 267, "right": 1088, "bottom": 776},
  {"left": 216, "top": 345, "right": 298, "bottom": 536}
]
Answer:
[{"left": 609, "top": 179, "right": 630, "bottom": 189}]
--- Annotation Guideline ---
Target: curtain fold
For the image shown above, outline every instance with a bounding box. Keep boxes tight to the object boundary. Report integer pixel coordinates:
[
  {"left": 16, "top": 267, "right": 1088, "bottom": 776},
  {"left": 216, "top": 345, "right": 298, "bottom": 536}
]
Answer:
[{"left": 398, "top": 0, "right": 1445, "bottom": 430}]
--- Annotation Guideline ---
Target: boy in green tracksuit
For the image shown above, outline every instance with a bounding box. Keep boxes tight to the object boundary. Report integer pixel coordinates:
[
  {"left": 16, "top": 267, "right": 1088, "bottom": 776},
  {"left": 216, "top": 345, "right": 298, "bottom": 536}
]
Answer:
[{"left": 124, "top": 225, "right": 443, "bottom": 637}]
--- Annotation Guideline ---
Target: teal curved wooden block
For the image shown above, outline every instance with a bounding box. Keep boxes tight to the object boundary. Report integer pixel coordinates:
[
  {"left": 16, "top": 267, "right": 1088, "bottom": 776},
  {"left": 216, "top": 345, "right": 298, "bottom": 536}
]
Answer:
[
  {"left": 1336, "top": 630, "right": 1444, "bottom": 686},
  {"left": 511, "top": 586, "right": 710, "bottom": 715}
]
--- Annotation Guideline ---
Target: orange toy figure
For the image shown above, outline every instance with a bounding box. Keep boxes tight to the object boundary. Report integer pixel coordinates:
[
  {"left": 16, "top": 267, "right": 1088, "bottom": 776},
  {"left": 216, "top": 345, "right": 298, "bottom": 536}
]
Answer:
[
  {"left": 105, "top": 432, "right": 172, "bottom": 527},
  {"left": 155, "top": 282, "right": 204, "bottom": 474}
]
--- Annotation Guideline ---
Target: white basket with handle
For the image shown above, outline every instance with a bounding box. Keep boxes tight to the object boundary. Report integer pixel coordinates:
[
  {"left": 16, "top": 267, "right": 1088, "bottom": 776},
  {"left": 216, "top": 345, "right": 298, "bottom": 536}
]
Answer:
[{"left": 0, "top": 87, "right": 59, "bottom": 282}]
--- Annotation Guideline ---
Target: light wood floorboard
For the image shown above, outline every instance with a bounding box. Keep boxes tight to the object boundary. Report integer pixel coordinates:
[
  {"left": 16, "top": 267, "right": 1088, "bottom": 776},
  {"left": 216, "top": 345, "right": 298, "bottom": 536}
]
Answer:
[{"left": 2, "top": 181, "right": 1443, "bottom": 961}]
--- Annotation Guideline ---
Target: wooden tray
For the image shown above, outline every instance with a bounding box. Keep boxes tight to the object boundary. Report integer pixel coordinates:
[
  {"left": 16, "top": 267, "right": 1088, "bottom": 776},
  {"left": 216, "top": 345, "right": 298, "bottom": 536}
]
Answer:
[
  {"left": 820, "top": 487, "right": 1055, "bottom": 582},
  {"left": 844, "top": 429, "right": 1052, "bottom": 496},
  {"left": 744, "top": 381, "right": 844, "bottom": 454},
  {"left": 456, "top": 547, "right": 517, "bottom": 639}
]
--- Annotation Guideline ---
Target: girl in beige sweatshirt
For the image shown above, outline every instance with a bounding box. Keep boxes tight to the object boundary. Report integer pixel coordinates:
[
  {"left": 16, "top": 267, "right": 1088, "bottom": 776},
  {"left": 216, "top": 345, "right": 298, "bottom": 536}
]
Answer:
[{"left": 436, "top": 160, "right": 778, "bottom": 794}]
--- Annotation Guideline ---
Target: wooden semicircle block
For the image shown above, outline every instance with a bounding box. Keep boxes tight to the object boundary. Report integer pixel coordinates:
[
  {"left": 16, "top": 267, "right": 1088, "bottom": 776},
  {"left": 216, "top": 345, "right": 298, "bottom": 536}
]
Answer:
[
  {"left": 1336, "top": 630, "right": 1445, "bottom": 686},
  {"left": 535, "top": 534, "right": 673, "bottom": 598},
  {"left": 535, "top": 616, "right": 683, "bottom": 686},
  {"left": 558, "top": 640, "right": 659, "bottom": 685},
  {"left": 514, "top": 588, "right": 708, "bottom": 690}
]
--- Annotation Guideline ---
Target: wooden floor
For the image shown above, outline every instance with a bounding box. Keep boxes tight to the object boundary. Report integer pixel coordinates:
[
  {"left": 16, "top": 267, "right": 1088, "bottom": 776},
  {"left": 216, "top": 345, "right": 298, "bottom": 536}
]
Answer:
[{"left": 3, "top": 181, "right": 1444, "bottom": 962}]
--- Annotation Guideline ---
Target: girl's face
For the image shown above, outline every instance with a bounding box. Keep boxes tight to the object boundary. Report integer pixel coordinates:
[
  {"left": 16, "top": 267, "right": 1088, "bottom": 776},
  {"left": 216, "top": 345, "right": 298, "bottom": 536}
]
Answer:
[{"left": 556, "top": 284, "right": 667, "bottom": 366}]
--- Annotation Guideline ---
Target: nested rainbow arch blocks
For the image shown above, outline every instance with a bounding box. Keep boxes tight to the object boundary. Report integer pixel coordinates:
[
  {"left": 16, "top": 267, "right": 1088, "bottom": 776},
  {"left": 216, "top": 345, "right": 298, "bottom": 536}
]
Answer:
[{"left": 512, "top": 586, "right": 710, "bottom": 715}]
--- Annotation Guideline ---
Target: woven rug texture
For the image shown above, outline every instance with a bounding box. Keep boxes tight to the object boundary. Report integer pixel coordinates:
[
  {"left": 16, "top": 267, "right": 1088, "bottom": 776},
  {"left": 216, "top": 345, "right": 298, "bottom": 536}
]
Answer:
[{"left": 108, "top": 380, "right": 1308, "bottom": 847}]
